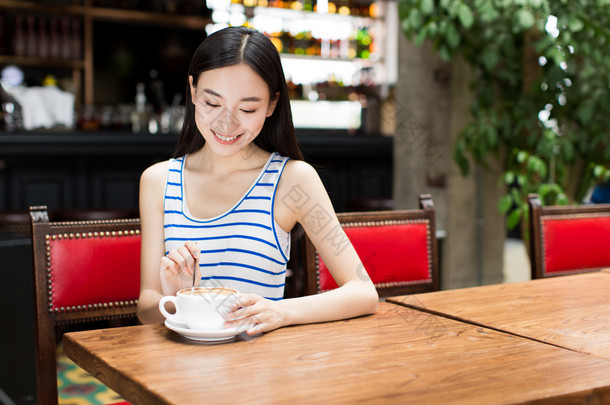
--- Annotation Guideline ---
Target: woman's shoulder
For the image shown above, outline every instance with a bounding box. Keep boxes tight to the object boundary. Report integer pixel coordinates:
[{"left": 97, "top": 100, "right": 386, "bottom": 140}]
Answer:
[
  {"left": 282, "top": 158, "right": 317, "bottom": 178},
  {"left": 280, "top": 159, "right": 323, "bottom": 192},
  {"left": 282, "top": 159, "right": 318, "bottom": 181},
  {"left": 140, "top": 159, "right": 171, "bottom": 187},
  {"left": 142, "top": 159, "right": 170, "bottom": 176}
]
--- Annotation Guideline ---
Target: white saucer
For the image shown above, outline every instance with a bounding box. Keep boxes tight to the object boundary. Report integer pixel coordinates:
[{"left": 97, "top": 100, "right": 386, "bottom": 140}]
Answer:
[{"left": 164, "top": 319, "right": 250, "bottom": 342}]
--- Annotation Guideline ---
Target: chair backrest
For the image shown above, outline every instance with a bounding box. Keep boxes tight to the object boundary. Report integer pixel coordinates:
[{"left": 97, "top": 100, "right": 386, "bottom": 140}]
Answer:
[
  {"left": 29, "top": 206, "right": 141, "bottom": 405},
  {"left": 528, "top": 193, "right": 610, "bottom": 279},
  {"left": 303, "top": 194, "right": 439, "bottom": 298}
]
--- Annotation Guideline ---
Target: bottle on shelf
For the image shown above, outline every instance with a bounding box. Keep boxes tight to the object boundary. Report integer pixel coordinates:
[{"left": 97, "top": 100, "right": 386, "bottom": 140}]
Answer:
[
  {"left": 71, "top": 18, "right": 82, "bottom": 60},
  {"left": 337, "top": 0, "right": 350, "bottom": 15},
  {"left": 49, "top": 17, "right": 60, "bottom": 59},
  {"left": 60, "top": 17, "right": 71, "bottom": 60},
  {"left": 0, "top": 12, "right": 6, "bottom": 56},
  {"left": 13, "top": 15, "right": 26, "bottom": 57},
  {"left": 26, "top": 15, "right": 38, "bottom": 58},
  {"left": 38, "top": 17, "right": 49, "bottom": 58},
  {"left": 131, "top": 82, "right": 148, "bottom": 133}
]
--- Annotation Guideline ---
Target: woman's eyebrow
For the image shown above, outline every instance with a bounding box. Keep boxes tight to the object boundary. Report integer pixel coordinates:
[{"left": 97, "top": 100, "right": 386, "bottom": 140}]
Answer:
[
  {"left": 202, "top": 88, "right": 262, "bottom": 102},
  {"left": 203, "top": 88, "right": 222, "bottom": 98}
]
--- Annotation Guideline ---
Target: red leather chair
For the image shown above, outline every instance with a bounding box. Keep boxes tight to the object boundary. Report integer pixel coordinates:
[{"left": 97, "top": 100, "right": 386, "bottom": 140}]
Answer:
[
  {"left": 303, "top": 194, "right": 440, "bottom": 298},
  {"left": 528, "top": 193, "right": 610, "bottom": 279},
  {"left": 29, "top": 206, "right": 140, "bottom": 405}
]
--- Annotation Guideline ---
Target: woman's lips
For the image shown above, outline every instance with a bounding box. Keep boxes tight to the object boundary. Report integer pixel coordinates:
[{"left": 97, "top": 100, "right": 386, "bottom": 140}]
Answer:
[{"left": 212, "top": 129, "right": 242, "bottom": 144}]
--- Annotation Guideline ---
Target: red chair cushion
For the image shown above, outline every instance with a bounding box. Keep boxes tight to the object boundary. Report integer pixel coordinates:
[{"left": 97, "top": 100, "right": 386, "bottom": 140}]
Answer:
[
  {"left": 317, "top": 222, "right": 431, "bottom": 291},
  {"left": 48, "top": 234, "right": 141, "bottom": 311},
  {"left": 543, "top": 215, "right": 610, "bottom": 275}
]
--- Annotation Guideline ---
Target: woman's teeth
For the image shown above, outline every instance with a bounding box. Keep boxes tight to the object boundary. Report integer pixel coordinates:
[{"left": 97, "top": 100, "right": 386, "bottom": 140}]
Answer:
[{"left": 216, "top": 133, "right": 238, "bottom": 141}]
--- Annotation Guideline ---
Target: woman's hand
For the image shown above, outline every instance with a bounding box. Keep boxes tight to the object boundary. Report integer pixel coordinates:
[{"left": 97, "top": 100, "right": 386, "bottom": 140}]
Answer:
[
  {"left": 159, "top": 241, "right": 201, "bottom": 296},
  {"left": 224, "top": 293, "right": 286, "bottom": 335}
]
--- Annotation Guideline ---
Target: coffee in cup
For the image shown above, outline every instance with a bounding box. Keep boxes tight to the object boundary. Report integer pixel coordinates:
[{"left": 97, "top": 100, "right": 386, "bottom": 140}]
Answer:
[{"left": 159, "top": 286, "right": 239, "bottom": 330}]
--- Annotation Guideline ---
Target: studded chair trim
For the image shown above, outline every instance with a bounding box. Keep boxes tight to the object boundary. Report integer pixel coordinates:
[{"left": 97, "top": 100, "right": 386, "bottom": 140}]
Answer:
[
  {"left": 315, "top": 219, "right": 433, "bottom": 293},
  {"left": 45, "top": 228, "right": 141, "bottom": 314}
]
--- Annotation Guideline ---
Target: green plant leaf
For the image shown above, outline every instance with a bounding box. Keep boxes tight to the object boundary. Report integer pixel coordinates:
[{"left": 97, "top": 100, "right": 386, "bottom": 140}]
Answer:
[
  {"left": 511, "top": 187, "right": 523, "bottom": 206},
  {"left": 415, "top": 28, "right": 428, "bottom": 46},
  {"left": 446, "top": 23, "right": 461, "bottom": 49},
  {"left": 439, "top": 44, "right": 452, "bottom": 61},
  {"left": 480, "top": 47, "right": 499, "bottom": 71},
  {"left": 421, "top": 0, "right": 435, "bottom": 16},
  {"left": 539, "top": 183, "right": 552, "bottom": 197},
  {"left": 507, "top": 208, "right": 522, "bottom": 230},
  {"left": 498, "top": 194, "right": 513, "bottom": 214},
  {"left": 568, "top": 17, "right": 584, "bottom": 33},
  {"left": 556, "top": 193, "right": 569, "bottom": 205},
  {"left": 516, "top": 8, "right": 535, "bottom": 30},
  {"left": 457, "top": 3, "right": 474, "bottom": 29},
  {"left": 517, "top": 150, "right": 529, "bottom": 163},
  {"left": 408, "top": 9, "right": 423, "bottom": 30},
  {"left": 576, "top": 100, "right": 595, "bottom": 124}
]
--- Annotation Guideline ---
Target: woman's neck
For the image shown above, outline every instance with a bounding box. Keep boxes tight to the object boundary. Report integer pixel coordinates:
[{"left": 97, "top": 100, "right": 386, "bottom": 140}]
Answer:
[{"left": 187, "top": 143, "right": 270, "bottom": 176}]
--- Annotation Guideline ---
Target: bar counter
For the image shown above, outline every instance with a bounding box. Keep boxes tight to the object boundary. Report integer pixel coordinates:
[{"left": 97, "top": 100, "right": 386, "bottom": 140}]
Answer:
[
  {"left": 0, "top": 130, "right": 393, "bottom": 213},
  {"left": 0, "top": 129, "right": 392, "bottom": 157}
]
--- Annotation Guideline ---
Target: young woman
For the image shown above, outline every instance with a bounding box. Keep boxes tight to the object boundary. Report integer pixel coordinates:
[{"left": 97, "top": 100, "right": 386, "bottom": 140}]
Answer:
[{"left": 137, "top": 26, "right": 378, "bottom": 335}]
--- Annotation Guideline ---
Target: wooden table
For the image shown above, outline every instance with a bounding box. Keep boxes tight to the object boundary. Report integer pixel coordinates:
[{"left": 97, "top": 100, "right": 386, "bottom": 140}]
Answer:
[
  {"left": 388, "top": 271, "right": 610, "bottom": 360},
  {"left": 64, "top": 302, "right": 610, "bottom": 404}
]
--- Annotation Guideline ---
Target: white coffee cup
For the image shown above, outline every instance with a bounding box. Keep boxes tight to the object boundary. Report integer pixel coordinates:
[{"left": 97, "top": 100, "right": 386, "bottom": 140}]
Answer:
[{"left": 159, "top": 286, "right": 239, "bottom": 330}]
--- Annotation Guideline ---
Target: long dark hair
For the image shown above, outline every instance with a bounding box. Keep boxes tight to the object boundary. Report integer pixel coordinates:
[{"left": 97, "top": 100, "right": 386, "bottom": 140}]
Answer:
[{"left": 173, "top": 26, "right": 303, "bottom": 161}]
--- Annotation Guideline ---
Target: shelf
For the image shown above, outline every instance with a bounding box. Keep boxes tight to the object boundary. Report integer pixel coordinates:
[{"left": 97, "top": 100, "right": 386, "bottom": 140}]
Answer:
[
  {"left": 235, "top": 4, "right": 378, "bottom": 23},
  {"left": 0, "top": 0, "right": 211, "bottom": 30},
  {"left": 0, "top": 55, "right": 84, "bottom": 69},
  {"left": 279, "top": 53, "right": 376, "bottom": 64},
  {"left": 87, "top": 7, "right": 211, "bottom": 29},
  {"left": 0, "top": 0, "right": 213, "bottom": 106},
  {"left": 0, "top": 0, "right": 87, "bottom": 16}
]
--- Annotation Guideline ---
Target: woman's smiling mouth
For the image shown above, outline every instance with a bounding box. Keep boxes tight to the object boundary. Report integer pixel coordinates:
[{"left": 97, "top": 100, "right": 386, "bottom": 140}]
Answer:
[{"left": 212, "top": 129, "right": 241, "bottom": 143}]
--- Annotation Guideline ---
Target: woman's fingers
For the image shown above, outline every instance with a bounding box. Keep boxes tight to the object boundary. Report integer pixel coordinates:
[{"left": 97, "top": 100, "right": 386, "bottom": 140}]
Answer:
[
  {"left": 223, "top": 294, "right": 282, "bottom": 335},
  {"left": 185, "top": 241, "right": 200, "bottom": 259},
  {"left": 171, "top": 245, "right": 196, "bottom": 275},
  {"left": 160, "top": 242, "right": 201, "bottom": 295},
  {"left": 234, "top": 293, "right": 258, "bottom": 309}
]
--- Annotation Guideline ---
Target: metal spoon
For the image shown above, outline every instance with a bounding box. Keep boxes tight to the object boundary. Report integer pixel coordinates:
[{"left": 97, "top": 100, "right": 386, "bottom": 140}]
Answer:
[{"left": 191, "top": 255, "right": 199, "bottom": 291}]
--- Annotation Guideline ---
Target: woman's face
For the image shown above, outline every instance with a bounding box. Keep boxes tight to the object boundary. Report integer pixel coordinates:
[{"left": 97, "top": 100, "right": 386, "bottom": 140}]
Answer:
[{"left": 189, "top": 63, "right": 278, "bottom": 157}]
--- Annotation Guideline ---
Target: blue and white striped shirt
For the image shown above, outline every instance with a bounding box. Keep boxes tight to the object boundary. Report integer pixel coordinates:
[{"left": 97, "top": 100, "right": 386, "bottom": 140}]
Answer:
[{"left": 163, "top": 152, "right": 291, "bottom": 301}]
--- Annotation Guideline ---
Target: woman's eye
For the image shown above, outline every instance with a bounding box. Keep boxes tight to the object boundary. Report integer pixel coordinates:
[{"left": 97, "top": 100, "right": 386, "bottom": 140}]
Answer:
[
  {"left": 241, "top": 109, "right": 256, "bottom": 114},
  {"left": 205, "top": 101, "right": 220, "bottom": 108}
]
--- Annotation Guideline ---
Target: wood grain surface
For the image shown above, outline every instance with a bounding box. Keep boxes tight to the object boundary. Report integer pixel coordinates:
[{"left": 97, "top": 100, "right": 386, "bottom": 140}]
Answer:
[
  {"left": 64, "top": 302, "right": 610, "bottom": 405},
  {"left": 389, "top": 272, "right": 610, "bottom": 360}
]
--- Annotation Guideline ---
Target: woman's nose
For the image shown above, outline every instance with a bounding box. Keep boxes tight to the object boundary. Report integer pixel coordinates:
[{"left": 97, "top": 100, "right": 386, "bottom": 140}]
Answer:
[{"left": 214, "top": 108, "right": 240, "bottom": 134}]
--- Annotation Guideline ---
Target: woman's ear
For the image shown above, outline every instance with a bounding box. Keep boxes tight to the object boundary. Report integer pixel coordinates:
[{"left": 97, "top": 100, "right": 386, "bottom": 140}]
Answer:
[
  {"left": 266, "top": 91, "right": 280, "bottom": 117},
  {"left": 189, "top": 75, "right": 197, "bottom": 106}
]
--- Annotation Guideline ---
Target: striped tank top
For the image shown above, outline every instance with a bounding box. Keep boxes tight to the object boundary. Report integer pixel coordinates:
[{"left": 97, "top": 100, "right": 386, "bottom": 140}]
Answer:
[{"left": 163, "top": 152, "right": 291, "bottom": 301}]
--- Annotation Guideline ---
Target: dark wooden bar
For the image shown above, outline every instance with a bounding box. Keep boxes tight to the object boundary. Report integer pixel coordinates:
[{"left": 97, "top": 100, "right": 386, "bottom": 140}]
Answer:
[{"left": 0, "top": 130, "right": 393, "bottom": 214}]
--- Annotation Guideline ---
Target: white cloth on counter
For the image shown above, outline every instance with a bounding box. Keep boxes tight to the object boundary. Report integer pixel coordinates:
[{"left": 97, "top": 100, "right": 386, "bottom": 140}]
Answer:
[{"left": 11, "top": 86, "right": 74, "bottom": 130}]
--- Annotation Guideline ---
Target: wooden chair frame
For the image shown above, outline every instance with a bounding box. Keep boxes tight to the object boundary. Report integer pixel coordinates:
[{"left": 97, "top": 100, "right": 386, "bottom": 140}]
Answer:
[
  {"left": 29, "top": 206, "right": 140, "bottom": 405},
  {"left": 528, "top": 193, "right": 610, "bottom": 279},
  {"left": 303, "top": 194, "right": 439, "bottom": 298}
]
